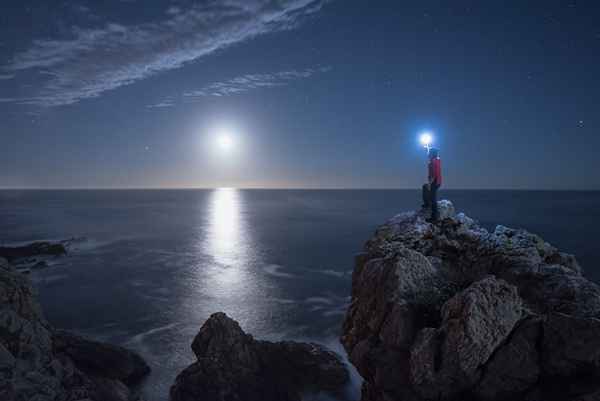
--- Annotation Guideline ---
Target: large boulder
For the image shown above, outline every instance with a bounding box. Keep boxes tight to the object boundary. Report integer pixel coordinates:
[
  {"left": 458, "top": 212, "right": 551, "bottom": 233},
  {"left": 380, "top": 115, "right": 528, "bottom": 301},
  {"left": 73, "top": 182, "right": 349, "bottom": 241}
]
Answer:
[
  {"left": 342, "top": 200, "right": 600, "bottom": 401},
  {"left": 474, "top": 317, "right": 542, "bottom": 400},
  {"left": 0, "top": 257, "right": 150, "bottom": 401},
  {"left": 542, "top": 312, "right": 600, "bottom": 378},
  {"left": 410, "top": 276, "right": 523, "bottom": 399},
  {"left": 170, "top": 312, "right": 349, "bottom": 401}
]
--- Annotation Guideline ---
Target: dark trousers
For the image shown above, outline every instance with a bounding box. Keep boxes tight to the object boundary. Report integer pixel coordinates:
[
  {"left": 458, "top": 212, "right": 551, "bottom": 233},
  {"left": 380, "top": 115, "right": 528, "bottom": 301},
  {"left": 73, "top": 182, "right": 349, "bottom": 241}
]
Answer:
[{"left": 422, "top": 183, "right": 440, "bottom": 220}]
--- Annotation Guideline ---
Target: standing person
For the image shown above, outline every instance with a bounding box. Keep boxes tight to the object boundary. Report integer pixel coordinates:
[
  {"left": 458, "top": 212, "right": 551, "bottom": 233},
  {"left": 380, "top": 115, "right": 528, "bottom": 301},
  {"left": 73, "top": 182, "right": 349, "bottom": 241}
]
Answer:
[{"left": 424, "top": 148, "right": 442, "bottom": 222}]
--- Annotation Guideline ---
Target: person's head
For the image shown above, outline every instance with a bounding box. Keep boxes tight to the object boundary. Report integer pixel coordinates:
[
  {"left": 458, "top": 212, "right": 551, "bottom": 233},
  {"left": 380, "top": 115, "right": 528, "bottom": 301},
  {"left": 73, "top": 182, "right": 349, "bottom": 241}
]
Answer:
[{"left": 428, "top": 148, "right": 439, "bottom": 159}]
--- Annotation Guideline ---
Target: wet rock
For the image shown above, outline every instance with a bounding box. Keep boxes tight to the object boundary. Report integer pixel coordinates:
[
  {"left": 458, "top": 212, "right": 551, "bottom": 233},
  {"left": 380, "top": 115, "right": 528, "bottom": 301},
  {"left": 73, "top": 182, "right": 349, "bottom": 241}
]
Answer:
[
  {"left": 170, "top": 312, "right": 349, "bottom": 401},
  {"left": 53, "top": 330, "right": 151, "bottom": 385},
  {"left": 0, "top": 241, "right": 67, "bottom": 262},
  {"left": 342, "top": 200, "right": 600, "bottom": 401}
]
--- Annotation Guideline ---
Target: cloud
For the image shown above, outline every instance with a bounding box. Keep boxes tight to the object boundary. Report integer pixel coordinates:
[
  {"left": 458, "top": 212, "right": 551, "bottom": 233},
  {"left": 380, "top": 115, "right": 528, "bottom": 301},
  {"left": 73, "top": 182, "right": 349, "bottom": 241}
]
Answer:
[
  {"left": 2, "top": 0, "right": 328, "bottom": 107},
  {"left": 73, "top": 5, "right": 92, "bottom": 14},
  {"left": 146, "top": 100, "right": 175, "bottom": 109},
  {"left": 166, "top": 6, "right": 181, "bottom": 16},
  {"left": 0, "top": 74, "right": 14, "bottom": 80},
  {"left": 183, "top": 66, "right": 331, "bottom": 97}
]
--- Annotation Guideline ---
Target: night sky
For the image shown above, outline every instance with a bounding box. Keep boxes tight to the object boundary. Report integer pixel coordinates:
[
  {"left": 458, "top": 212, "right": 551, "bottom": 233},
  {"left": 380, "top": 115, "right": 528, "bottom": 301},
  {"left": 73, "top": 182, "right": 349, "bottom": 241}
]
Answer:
[{"left": 1, "top": 0, "right": 598, "bottom": 189}]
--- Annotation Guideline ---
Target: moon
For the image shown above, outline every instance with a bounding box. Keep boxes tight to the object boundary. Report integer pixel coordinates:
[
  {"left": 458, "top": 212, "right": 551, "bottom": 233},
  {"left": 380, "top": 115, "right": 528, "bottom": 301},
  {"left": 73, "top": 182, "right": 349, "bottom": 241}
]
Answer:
[{"left": 216, "top": 133, "right": 234, "bottom": 152}]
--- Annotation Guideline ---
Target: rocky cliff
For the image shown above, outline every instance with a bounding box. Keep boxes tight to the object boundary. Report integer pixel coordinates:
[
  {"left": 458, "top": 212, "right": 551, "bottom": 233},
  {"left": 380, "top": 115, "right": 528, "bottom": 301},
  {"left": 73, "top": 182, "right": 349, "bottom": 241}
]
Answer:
[
  {"left": 0, "top": 256, "right": 150, "bottom": 401},
  {"left": 341, "top": 200, "right": 600, "bottom": 401}
]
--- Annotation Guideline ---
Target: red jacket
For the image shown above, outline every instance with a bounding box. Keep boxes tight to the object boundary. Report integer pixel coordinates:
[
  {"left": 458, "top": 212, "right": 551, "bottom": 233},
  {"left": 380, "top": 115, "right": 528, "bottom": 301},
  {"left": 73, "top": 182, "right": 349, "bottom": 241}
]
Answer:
[{"left": 428, "top": 158, "right": 442, "bottom": 186}]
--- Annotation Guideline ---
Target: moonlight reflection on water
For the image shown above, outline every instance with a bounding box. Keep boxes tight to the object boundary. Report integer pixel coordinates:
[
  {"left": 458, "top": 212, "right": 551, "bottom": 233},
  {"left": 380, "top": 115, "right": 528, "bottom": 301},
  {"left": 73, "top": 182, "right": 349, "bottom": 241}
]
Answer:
[{"left": 199, "top": 188, "right": 265, "bottom": 325}]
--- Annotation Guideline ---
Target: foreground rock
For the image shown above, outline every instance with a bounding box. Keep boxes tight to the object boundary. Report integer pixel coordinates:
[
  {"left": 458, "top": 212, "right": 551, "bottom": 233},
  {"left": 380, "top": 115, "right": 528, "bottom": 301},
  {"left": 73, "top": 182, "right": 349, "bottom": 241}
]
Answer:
[
  {"left": 0, "top": 256, "right": 150, "bottom": 401},
  {"left": 342, "top": 200, "right": 600, "bottom": 401},
  {"left": 170, "top": 312, "right": 349, "bottom": 401}
]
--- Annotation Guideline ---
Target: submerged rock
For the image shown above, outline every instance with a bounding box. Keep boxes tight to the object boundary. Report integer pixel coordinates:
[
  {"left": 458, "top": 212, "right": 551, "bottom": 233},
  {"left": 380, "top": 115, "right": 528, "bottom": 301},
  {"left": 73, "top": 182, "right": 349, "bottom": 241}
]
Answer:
[
  {"left": 170, "top": 312, "right": 349, "bottom": 401},
  {"left": 0, "top": 256, "right": 150, "bottom": 401},
  {"left": 342, "top": 200, "right": 600, "bottom": 401}
]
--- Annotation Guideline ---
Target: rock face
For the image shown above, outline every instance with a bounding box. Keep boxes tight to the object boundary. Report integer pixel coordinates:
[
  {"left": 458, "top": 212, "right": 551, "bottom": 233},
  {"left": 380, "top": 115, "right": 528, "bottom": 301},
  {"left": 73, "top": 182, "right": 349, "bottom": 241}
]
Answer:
[
  {"left": 170, "top": 312, "right": 349, "bottom": 401},
  {"left": 341, "top": 200, "right": 600, "bottom": 401},
  {"left": 0, "top": 256, "right": 150, "bottom": 401}
]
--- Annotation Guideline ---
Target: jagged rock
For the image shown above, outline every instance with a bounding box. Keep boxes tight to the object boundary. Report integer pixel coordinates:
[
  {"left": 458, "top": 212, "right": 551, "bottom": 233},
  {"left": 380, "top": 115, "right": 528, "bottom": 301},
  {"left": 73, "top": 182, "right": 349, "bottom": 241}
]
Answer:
[
  {"left": 0, "top": 241, "right": 67, "bottom": 262},
  {"left": 474, "top": 317, "right": 541, "bottom": 400},
  {"left": 53, "top": 330, "right": 150, "bottom": 385},
  {"left": 0, "top": 257, "right": 150, "bottom": 401},
  {"left": 342, "top": 200, "right": 600, "bottom": 401},
  {"left": 343, "top": 248, "right": 437, "bottom": 354},
  {"left": 170, "top": 312, "right": 349, "bottom": 401},
  {"left": 542, "top": 312, "right": 600, "bottom": 377},
  {"left": 436, "top": 199, "right": 456, "bottom": 220},
  {"left": 409, "top": 277, "right": 523, "bottom": 399}
]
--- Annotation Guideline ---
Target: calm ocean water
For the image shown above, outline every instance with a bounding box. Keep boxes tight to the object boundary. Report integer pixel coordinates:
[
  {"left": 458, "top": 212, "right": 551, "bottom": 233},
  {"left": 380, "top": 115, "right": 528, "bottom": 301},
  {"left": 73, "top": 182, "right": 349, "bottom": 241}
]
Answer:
[{"left": 1, "top": 189, "right": 599, "bottom": 400}]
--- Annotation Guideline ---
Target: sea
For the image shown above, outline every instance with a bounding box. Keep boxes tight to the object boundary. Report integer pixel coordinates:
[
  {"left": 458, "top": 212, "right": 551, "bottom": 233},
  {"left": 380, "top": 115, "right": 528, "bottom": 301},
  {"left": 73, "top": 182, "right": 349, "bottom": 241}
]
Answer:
[{"left": 1, "top": 189, "right": 599, "bottom": 400}]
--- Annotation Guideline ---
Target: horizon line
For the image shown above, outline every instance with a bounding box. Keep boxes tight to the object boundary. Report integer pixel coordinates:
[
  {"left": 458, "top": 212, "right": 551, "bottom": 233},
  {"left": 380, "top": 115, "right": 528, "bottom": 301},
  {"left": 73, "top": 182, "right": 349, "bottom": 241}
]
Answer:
[{"left": 0, "top": 187, "right": 598, "bottom": 192}]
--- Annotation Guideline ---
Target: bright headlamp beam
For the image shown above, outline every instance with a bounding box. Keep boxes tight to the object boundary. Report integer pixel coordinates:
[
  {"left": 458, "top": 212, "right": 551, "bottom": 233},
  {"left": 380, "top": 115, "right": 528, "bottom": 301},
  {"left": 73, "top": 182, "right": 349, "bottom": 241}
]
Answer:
[{"left": 420, "top": 132, "right": 433, "bottom": 148}]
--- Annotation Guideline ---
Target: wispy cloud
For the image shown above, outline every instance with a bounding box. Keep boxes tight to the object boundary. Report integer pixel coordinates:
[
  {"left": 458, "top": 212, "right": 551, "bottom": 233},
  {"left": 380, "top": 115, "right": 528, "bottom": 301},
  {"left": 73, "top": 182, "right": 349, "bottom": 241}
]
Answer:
[
  {"left": 0, "top": 74, "right": 14, "bottom": 80},
  {"left": 146, "top": 100, "right": 175, "bottom": 109},
  {"left": 2, "top": 0, "right": 328, "bottom": 107},
  {"left": 183, "top": 66, "right": 331, "bottom": 98}
]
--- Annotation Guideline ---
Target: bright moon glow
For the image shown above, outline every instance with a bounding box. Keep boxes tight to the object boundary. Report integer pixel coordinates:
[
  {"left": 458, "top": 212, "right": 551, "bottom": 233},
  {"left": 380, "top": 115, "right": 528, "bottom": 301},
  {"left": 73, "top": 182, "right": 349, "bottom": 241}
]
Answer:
[
  {"left": 420, "top": 132, "right": 433, "bottom": 147},
  {"left": 217, "top": 134, "right": 234, "bottom": 151}
]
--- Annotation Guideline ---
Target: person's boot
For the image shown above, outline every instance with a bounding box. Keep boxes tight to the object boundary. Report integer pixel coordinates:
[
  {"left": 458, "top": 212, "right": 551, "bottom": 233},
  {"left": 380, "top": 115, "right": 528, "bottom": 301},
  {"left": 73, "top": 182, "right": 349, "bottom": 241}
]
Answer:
[{"left": 426, "top": 212, "right": 439, "bottom": 223}]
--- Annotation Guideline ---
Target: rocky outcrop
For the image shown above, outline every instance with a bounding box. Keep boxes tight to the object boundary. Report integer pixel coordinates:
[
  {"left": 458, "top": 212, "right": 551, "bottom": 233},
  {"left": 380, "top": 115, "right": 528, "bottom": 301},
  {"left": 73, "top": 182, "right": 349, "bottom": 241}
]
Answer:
[
  {"left": 0, "top": 241, "right": 67, "bottom": 261},
  {"left": 0, "top": 240, "right": 72, "bottom": 273},
  {"left": 170, "top": 312, "right": 349, "bottom": 401},
  {"left": 0, "top": 256, "right": 150, "bottom": 401},
  {"left": 341, "top": 200, "right": 600, "bottom": 401}
]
